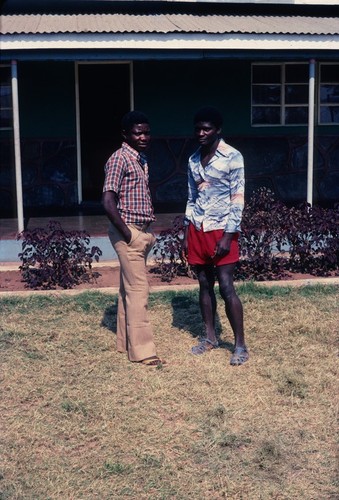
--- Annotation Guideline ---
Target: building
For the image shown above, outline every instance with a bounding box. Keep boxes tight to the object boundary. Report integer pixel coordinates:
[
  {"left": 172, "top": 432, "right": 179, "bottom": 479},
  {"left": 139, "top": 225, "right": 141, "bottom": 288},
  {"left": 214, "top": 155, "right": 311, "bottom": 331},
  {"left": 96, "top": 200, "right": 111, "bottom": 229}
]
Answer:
[{"left": 1, "top": 0, "right": 339, "bottom": 232}]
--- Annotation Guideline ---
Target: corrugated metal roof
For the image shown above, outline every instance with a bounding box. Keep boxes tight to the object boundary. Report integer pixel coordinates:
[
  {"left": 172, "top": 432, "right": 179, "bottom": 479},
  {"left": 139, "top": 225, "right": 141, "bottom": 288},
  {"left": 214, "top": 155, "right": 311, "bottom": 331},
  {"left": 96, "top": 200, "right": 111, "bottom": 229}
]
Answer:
[{"left": 1, "top": 13, "right": 338, "bottom": 36}]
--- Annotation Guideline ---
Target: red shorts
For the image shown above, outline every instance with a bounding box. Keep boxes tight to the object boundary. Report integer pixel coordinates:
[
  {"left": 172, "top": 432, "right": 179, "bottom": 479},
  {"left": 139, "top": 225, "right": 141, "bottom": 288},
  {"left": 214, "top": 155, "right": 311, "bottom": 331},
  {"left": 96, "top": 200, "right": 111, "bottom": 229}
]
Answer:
[{"left": 187, "top": 223, "right": 239, "bottom": 266}]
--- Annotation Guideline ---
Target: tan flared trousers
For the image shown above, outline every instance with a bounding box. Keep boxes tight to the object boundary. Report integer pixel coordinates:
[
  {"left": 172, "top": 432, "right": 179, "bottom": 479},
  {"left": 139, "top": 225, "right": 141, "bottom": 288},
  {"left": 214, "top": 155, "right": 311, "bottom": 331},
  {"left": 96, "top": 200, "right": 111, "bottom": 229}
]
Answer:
[{"left": 108, "top": 223, "right": 156, "bottom": 362}]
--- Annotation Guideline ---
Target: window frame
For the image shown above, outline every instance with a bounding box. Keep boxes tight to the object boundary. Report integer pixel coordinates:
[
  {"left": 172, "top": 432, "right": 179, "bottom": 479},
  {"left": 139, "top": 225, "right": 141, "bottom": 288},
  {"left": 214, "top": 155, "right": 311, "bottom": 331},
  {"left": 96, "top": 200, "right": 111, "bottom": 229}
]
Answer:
[
  {"left": 318, "top": 62, "right": 339, "bottom": 126},
  {"left": 251, "top": 62, "right": 310, "bottom": 127}
]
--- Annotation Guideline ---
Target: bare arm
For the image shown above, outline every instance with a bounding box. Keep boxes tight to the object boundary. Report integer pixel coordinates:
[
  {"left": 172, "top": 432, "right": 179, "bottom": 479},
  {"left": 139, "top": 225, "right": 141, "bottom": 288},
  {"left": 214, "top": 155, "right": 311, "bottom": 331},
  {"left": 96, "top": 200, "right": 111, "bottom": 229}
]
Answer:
[
  {"left": 214, "top": 151, "right": 245, "bottom": 257},
  {"left": 214, "top": 231, "right": 235, "bottom": 257},
  {"left": 102, "top": 191, "right": 131, "bottom": 243},
  {"left": 181, "top": 224, "right": 189, "bottom": 261}
]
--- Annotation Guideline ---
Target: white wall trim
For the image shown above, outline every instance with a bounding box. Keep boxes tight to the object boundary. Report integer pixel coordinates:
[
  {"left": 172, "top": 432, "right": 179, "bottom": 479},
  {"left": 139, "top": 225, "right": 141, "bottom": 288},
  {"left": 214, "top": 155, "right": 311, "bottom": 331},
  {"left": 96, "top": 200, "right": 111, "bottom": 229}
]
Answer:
[{"left": 1, "top": 33, "right": 339, "bottom": 51}]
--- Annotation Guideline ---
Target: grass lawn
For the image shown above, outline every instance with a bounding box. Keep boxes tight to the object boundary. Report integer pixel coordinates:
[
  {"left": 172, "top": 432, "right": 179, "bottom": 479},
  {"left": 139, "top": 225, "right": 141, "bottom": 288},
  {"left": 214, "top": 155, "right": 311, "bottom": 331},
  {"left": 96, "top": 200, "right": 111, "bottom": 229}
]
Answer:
[{"left": 0, "top": 284, "right": 338, "bottom": 499}]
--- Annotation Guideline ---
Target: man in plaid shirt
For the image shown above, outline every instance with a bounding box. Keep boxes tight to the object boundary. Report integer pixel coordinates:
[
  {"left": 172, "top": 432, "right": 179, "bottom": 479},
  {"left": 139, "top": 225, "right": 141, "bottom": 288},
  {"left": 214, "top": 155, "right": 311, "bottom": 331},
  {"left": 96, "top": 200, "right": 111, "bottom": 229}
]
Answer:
[{"left": 102, "top": 111, "right": 165, "bottom": 367}]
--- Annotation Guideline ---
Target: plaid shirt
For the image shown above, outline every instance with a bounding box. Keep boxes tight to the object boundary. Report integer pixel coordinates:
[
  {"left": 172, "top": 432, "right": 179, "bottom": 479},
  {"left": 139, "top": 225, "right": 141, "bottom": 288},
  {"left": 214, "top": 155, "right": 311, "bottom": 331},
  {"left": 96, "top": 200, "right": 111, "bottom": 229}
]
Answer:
[
  {"left": 103, "top": 142, "right": 155, "bottom": 224},
  {"left": 184, "top": 139, "right": 245, "bottom": 233}
]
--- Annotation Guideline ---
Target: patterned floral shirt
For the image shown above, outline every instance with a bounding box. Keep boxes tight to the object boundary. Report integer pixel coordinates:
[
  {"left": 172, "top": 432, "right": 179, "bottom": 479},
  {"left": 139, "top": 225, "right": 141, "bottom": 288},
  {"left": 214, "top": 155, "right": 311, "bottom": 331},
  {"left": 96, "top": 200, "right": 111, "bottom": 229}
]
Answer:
[
  {"left": 103, "top": 142, "right": 155, "bottom": 224},
  {"left": 184, "top": 138, "right": 245, "bottom": 233}
]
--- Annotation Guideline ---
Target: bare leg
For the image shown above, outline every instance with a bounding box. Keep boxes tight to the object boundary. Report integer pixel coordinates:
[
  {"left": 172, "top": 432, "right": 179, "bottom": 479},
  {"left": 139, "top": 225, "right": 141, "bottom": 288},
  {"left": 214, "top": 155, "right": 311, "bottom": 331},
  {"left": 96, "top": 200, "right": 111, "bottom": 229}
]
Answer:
[
  {"left": 195, "top": 264, "right": 218, "bottom": 344},
  {"left": 216, "top": 263, "right": 246, "bottom": 350}
]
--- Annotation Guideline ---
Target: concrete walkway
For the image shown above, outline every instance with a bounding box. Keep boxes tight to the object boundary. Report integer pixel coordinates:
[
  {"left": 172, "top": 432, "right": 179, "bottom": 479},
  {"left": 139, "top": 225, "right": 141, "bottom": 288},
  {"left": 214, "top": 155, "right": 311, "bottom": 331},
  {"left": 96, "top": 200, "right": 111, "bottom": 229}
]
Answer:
[{"left": 0, "top": 213, "right": 182, "bottom": 263}]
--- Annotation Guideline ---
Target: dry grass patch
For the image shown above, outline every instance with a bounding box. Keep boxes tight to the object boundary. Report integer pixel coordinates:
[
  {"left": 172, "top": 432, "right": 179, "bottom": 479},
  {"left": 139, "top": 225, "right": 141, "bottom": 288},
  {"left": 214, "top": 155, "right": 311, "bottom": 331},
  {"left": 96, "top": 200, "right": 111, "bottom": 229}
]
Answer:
[{"left": 0, "top": 285, "right": 338, "bottom": 499}]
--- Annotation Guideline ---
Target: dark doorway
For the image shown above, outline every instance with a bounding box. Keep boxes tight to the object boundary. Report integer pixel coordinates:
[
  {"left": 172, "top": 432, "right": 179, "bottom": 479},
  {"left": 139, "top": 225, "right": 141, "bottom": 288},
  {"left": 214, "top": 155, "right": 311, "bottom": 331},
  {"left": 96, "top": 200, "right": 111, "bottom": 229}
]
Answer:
[{"left": 78, "top": 63, "right": 131, "bottom": 203}]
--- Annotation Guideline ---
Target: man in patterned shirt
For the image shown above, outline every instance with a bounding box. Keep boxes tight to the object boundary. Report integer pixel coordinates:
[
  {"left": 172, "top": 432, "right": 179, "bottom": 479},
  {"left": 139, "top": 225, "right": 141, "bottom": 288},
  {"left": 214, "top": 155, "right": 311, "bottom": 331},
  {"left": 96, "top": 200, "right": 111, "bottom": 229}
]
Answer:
[
  {"left": 102, "top": 111, "right": 165, "bottom": 367},
  {"left": 182, "top": 106, "right": 249, "bottom": 365}
]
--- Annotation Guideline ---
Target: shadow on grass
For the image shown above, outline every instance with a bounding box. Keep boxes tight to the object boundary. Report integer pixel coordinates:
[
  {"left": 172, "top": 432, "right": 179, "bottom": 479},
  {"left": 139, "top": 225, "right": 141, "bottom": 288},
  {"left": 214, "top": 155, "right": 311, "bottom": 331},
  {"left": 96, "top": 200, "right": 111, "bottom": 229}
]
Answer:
[
  {"left": 101, "top": 297, "right": 118, "bottom": 334},
  {"left": 99, "top": 289, "right": 236, "bottom": 353},
  {"left": 170, "top": 292, "right": 234, "bottom": 353}
]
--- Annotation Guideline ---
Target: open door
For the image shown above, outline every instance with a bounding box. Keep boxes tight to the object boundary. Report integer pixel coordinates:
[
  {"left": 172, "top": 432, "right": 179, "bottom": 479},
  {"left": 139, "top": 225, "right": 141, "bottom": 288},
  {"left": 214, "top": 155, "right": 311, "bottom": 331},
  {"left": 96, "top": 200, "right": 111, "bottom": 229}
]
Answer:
[{"left": 78, "top": 63, "right": 131, "bottom": 203}]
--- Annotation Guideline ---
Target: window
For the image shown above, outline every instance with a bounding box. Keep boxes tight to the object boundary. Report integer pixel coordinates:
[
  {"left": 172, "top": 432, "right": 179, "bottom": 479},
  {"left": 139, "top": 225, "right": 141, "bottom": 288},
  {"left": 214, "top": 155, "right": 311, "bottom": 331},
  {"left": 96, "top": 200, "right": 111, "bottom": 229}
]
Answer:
[
  {"left": 252, "top": 63, "right": 309, "bottom": 126},
  {"left": 319, "top": 63, "right": 339, "bottom": 125},
  {"left": 0, "top": 66, "right": 12, "bottom": 130},
  {"left": 252, "top": 62, "right": 339, "bottom": 127}
]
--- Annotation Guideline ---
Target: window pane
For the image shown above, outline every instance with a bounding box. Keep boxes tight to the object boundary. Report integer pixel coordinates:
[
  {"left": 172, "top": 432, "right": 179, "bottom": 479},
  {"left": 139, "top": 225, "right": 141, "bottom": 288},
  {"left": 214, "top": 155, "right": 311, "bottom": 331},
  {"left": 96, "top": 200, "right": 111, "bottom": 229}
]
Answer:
[
  {"left": 0, "top": 67, "right": 11, "bottom": 86},
  {"left": 320, "top": 64, "right": 339, "bottom": 82},
  {"left": 0, "top": 108, "right": 12, "bottom": 128},
  {"left": 252, "top": 65, "right": 281, "bottom": 84},
  {"left": 285, "top": 107, "right": 308, "bottom": 124},
  {"left": 320, "top": 85, "right": 339, "bottom": 104},
  {"left": 320, "top": 106, "right": 339, "bottom": 124},
  {"left": 0, "top": 86, "right": 12, "bottom": 108},
  {"left": 252, "top": 106, "right": 281, "bottom": 125},
  {"left": 252, "top": 85, "right": 281, "bottom": 105},
  {"left": 285, "top": 64, "right": 308, "bottom": 83},
  {"left": 285, "top": 84, "right": 309, "bottom": 104},
  {"left": 0, "top": 68, "right": 12, "bottom": 129}
]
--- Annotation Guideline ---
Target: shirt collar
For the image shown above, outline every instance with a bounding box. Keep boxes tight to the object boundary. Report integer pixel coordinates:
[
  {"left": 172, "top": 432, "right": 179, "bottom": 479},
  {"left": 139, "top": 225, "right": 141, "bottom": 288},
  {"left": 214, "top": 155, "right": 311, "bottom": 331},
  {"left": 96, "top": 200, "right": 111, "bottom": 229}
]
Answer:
[
  {"left": 215, "top": 138, "right": 229, "bottom": 157},
  {"left": 121, "top": 141, "right": 146, "bottom": 163},
  {"left": 195, "top": 138, "right": 228, "bottom": 161}
]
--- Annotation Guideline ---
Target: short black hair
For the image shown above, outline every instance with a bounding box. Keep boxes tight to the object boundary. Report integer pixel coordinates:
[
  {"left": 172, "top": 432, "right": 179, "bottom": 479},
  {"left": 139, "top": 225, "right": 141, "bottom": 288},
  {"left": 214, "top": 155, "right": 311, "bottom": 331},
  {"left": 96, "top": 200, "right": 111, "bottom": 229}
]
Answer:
[
  {"left": 194, "top": 106, "right": 223, "bottom": 128},
  {"left": 121, "top": 111, "right": 149, "bottom": 132}
]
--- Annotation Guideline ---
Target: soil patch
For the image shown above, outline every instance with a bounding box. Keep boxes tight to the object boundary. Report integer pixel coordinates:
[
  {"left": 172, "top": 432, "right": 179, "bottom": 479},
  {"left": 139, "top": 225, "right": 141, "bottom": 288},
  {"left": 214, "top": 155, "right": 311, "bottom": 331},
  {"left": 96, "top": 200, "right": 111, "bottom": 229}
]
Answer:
[
  {"left": 0, "top": 265, "right": 197, "bottom": 293},
  {"left": 0, "top": 265, "right": 334, "bottom": 293}
]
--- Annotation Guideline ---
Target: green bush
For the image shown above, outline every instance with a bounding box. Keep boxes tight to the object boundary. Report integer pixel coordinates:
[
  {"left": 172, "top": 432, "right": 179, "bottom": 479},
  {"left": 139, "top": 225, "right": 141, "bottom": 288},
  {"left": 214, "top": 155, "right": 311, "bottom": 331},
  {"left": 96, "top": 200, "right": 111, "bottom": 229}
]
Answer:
[
  {"left": 151, "top": 189, "right": 339, "bottom": 282},
  {"left": 18, "top": 221, "right": 102, "bottom": 289}
]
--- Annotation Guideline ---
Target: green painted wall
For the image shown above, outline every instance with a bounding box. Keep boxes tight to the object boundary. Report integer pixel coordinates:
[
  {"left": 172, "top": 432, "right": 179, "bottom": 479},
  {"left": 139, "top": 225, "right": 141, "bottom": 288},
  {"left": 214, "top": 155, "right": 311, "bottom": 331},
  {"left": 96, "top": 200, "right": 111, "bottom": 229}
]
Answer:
[
  {"left": 18, "top": 61, "right": 76, "bottom": 138},
  {"left": 134, "top": 60, "right": 250, "bottom": 136},
  {"left": 1, "top": 59, "right": 338, "bottom": 212},
  {"left": 134, "top": 59, "right": 336, "bottom": 138},
  {"left": 4, "top": 59, "right": 335, "bottom": 140}
]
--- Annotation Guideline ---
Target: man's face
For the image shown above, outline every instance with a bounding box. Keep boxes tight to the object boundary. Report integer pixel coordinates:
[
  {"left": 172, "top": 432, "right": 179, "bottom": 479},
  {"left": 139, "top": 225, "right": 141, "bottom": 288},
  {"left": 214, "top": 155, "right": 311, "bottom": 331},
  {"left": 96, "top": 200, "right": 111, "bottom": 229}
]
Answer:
[
  {"left": 123, "top": 123, "right": 151, "bottom": 152},
  {"left": 194, "top": 121, "right": 221, "bottom": 147}
]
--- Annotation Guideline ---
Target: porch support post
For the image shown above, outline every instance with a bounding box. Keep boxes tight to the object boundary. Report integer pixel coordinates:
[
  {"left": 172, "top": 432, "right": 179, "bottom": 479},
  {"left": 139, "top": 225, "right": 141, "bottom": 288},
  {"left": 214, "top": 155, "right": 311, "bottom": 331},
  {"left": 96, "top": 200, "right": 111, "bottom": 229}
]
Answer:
[
  {"left": 11, "top": 60, "right": 24, "bottom": 233},
  {"left": 75, "top": 62, "right": 83, "bottom": 204},
  {"left": 307, "top": 59, "right": 316, "bottom": 206}
]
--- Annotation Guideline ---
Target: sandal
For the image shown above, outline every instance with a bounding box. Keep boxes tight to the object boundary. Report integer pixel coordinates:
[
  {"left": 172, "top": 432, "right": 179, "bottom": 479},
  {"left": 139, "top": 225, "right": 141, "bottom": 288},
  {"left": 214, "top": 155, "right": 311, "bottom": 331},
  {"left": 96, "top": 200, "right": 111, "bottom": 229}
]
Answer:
[
  {"left": 191, "top": 338, "right": 219, "bottom": 355},
  {"left": 230, "top": 346, "right": 249, "bottom": 366},
  {"left": 140, "top": 356, "right": 166, "bottom": 367}
]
